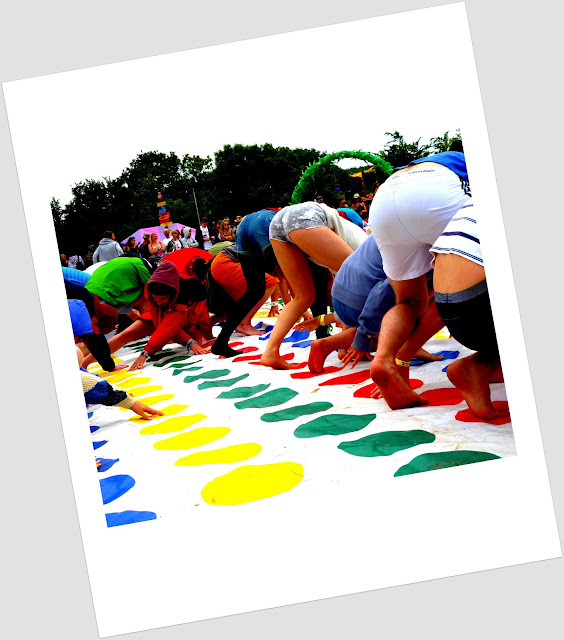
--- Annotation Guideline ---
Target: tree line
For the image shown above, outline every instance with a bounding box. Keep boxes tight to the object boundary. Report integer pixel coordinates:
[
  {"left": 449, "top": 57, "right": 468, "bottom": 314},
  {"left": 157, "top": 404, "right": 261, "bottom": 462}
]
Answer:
[{"left": 51, "top": 130, "right": 462, "bottom": 257}]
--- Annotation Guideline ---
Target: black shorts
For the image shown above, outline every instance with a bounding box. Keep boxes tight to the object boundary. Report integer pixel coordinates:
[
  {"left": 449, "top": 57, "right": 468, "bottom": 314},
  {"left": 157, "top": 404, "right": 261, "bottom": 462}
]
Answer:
[{"left": 435, "top": 280, "right": 499, "bottom": 357}]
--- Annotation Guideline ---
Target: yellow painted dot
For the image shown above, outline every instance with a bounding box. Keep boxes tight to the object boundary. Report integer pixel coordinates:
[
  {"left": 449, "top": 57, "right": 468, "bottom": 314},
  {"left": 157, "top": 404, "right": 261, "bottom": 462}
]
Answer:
[
  {"left": 120, "top": 394, "right": 175, "bottom": 410},
  {"left": 129, "top": 403, "right": 188, "bottom": 422},
  {"left": 153, "top": 426, "right": 229, "bottom": 449},
  {"left": 433, "top": 328, "right": 451, "bottom": 339},
  {"left": 129, "top": 385, "right": 163, "bottom": 397},
  {"left": 175, "top": 443, "right": 262, "bottom": 466},
  {"left": 117, "top": 376, "right": 152, "bottom": 389},
  {"left": 100, "top": 371, "right": 137, "bottom": 383},
  {"left": 141, "top": 414, "right": 207, "bottom": 435},
  {"left": 201, "top": 462, "right": 304, "bottom": 505}
]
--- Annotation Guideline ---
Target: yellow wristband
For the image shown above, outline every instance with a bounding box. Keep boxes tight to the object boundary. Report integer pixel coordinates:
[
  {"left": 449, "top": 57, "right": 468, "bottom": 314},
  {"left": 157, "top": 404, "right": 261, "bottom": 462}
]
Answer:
[
  {"left": 395, "top": 357, "right": 410, "bottom": 367},
  {"left": 317, "top": 315, "right": 325, "bottom": 326}
]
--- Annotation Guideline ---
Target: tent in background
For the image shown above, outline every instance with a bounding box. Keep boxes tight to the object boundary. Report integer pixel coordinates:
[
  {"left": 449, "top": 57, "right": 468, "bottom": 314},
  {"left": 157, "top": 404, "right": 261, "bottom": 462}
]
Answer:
[{"left": 120, "top": 223, "right": 196, "bottom": 246}]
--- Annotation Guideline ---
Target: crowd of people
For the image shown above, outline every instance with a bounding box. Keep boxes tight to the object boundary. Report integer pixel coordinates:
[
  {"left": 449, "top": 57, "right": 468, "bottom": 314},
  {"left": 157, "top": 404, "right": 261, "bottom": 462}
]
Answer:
[{"left": 65, "top": 150, "right": 507, "bottom": 422}]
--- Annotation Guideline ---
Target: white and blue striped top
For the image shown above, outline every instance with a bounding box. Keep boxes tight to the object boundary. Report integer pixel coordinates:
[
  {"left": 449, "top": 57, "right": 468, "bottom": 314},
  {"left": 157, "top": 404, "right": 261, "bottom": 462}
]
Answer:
[{"left": 430, "top": 201, "right": 482, "bottom": 266}]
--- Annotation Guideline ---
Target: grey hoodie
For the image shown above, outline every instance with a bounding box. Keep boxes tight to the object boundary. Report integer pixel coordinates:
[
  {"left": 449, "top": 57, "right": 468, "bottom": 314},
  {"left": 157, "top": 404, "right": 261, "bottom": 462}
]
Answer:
[{"left": 93, "top": 237, "right": 124, "bottom": 263}]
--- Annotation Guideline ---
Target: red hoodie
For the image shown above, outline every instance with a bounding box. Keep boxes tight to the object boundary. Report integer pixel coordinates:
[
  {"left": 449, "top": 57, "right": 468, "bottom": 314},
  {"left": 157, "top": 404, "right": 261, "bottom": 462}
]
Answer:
[{"left": 142, "top": 261, "right": 195, "bottom": 355}]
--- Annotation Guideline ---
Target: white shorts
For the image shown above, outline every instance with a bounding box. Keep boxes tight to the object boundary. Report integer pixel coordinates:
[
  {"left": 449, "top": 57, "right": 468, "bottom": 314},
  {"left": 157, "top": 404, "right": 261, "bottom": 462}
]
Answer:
[{"left": 368, "top": 165, "right": 470, "bottom": 281}]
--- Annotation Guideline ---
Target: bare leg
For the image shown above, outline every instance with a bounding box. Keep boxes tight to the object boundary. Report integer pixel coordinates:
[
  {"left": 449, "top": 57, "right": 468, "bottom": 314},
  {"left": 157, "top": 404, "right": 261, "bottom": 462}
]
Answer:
[
  {"left": 261, "top": 228, "right": 354, "bottom": 370},
  {"left": 370, "top": 274, "right": 430, "bottom": 409},
  {"left": 236, "top": 285, "right": 277, "bottom": 335},
  {"left": 260, "top": 241, "right": 315, "bottom": 370},
  {"left": 309, "top": 327, "right": 356, "bottom": 373}
]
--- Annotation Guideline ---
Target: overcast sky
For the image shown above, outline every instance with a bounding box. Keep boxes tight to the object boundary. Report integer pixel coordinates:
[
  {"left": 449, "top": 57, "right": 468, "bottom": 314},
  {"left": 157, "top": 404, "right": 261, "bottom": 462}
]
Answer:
[{"left": 6, "top": 4, "right": 467, "bottom": 208}]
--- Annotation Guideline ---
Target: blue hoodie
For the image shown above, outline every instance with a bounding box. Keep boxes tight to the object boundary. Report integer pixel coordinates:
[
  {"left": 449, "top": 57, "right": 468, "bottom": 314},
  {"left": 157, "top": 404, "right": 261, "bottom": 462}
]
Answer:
[{"left": 331, "top": 238, "right": 396, "bottom": 352}]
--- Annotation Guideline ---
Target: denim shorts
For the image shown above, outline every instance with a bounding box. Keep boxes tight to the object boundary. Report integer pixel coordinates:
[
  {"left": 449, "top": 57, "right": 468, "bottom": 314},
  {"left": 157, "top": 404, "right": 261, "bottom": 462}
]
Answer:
[
  {"left": 269, "top": 202, "right": 328, "bottom": 244},
  {"left": 236, "top": 210, "right": 277, "bottom": 253},
  {"left": 332, "top": 297, "right": 361, "bottom": 328}
]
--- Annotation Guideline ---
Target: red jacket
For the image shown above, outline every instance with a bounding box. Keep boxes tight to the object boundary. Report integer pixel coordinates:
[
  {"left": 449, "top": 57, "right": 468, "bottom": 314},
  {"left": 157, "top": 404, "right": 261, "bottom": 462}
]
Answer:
[{"left": 142, "top": 261, "right": 197, "bottom": 355}]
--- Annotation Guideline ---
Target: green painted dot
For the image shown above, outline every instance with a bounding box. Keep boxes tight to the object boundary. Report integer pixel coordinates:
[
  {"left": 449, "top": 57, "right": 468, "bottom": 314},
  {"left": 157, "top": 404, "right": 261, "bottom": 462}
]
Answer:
[
  {"left": 198, "top": 374, "right": 250, "bottom": 390},
  {"left": 167, "top": 359, "right": 202, "bottom": 368},
  {"left": 127, "top": 340, "right": 149, "bottom": 349},
  {"left": 147, "top": 351, "right": 180, "bottom": 362},
  {"left": 218, "top": 383, "right": 271, "bottom": 399},
  {"left": 394, "top": 450, "right": 501, "bottom": 477},
  {"left": 294, "top": 413, "right": 376, "bottom": 438},
  {"left": 183, "top": 369, "right": 231, "bottom": 383},
  {"left": 235, "top": 388, "right": 298, "bottom": 410},
  {"left": 338, "top": 430, "right": 435, "bottom": 457},
  {"left": 154, "top": 355, "right": 193, "bottom": 367},
  {"left": 261, "top": 402, "right": 333, "bottom": 423},
  {"left": 172, "top": 366, "right": 203, "bottom": 376}
]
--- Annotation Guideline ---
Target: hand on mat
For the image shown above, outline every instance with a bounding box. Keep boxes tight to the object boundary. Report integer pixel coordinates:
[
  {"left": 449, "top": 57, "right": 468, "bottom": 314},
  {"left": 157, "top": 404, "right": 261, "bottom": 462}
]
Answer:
[
  {"left": 294, "top": 317, "right": 320, "bottom": 332},
  {"left": 341, "top": 347, "right": 373, "bottom": 369},
  {"left": 268, "top": 304, "right": 280, "bottom": 317},
  {"left": 130, "top": 401, "right": 164, "bottom": 420},
  {"left": 112, "top": 363, "right": 129, "bottom": 371},
  {"left": 129, "top": 353, "right": 147, "bottom": 371},
  {"left": 370, "top": 385, "right": 383, "bottom": 400},
  {"left": 190, "top": 343, "right": 211, "bottom": 355}
]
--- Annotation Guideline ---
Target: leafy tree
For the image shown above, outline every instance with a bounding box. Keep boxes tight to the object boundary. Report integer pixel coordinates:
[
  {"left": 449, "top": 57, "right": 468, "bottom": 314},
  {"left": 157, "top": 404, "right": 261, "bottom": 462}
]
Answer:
[
  {"left": 429, "top": 129, "right": 463, "bottom": 153},
  {"left": 379, "top": 131, "right": 432, "bottom": 169}
]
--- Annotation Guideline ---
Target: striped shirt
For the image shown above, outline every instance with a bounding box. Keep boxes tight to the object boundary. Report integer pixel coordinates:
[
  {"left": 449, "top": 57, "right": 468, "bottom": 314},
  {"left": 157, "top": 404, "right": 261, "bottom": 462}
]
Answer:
[{"left": 430, "top": 201, "right": 482, "bottom": 265}]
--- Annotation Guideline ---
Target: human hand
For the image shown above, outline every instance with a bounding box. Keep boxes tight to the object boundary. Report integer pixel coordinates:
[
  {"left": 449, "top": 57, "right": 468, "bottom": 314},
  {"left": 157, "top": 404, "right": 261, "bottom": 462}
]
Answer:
[
  {"left": 130, "top": 401, "right": 165, "bottom": 420},
  {"left": 129, "top": 353, "right": 147, "bottom": 371},
  {"left": 268, "top": 304, "right": 279, "bottom": 317},
  {"left": 129, "top": 308, "right": 141, "bottom": 321},
  {"left": 190, "top": 343, "right": 211, "bottom": 355},
  {"left": 341, "top": 347, "right": 373, "bottom": 369},
  {"left": 302, "top": 311, "right": 313, "bottom": 322},
  {"left": 112, "top": 363, "right": 129, "bottom": 371},
  {"left": 370, "top": 385, "right": 383, "bottom": 400},
  {"left": 293, "top": 317, "right": 319, "bottom": 332}
]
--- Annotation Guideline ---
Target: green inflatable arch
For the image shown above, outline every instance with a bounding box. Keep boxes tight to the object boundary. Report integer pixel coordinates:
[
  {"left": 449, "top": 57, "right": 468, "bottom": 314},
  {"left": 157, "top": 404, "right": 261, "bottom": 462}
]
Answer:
[{"left": 290, "top": 150, "right": 393, "bottom": 205}]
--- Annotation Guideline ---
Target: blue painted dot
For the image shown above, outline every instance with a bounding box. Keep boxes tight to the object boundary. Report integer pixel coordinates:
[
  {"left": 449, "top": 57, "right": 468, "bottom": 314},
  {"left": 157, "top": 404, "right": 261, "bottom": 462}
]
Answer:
[
  {"left": 97, "top": 457, "right": 120, "bottom": 472},
  {"left": 87, "top": 411, "right": 93, "bottom": 419},
  {"left": 105, "top": 510, "right": 156, "bottom": 527},
  {"left": 282, "top": 329, "right": 310, "bottom": 343},
  {"left": 100, "top": 474, "right": 135, "bottom": 505},
  {"left": 292, "top": 339, "right": 314, "bottom": 348},
  {"left": 90, "top": 425, "right": 100, "bottom": 433},
  {"left": 257, "top": 325, "right": 275, "bottom": 340},
  {"left": 93, "top": 440, "right": 107, "bottom": 450}
]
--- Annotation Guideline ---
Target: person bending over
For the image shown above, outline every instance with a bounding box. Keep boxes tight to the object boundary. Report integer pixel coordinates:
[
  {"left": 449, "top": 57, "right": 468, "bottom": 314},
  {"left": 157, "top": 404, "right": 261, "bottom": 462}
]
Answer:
[
  {"left": 207, "top": 243, "right": 280, "bottom": 357},
  {"left": 259, "top": 201, "right": 367, "bottom": 370},
  {"left": 368, "top": 151, "right": 471, "bottom": 409},
  {"left": 430, "top": 201, "right": 508, "bottom": 420}
]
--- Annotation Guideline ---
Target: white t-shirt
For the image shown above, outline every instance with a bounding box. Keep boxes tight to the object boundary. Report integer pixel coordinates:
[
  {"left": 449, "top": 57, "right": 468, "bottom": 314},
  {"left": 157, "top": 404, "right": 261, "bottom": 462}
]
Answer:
[{"left": 200, "top": 225, "right": 212, "bottom": 250}]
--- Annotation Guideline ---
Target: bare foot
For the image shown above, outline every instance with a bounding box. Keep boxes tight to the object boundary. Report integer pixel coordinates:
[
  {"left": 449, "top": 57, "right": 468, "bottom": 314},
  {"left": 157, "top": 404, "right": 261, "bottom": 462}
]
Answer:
[
  {"left": 308, "top": 338, "right": 334, "bottom": 373},
  {"left": 447, "top": 354, "right": 509, "bottom": 420},
  {"left": 370, "top": 360, "right": 411, "bottom": 400},
  {"left": 260, "top": 352, "right": 303, "bottom": 370},
  {"left": 413, "top": 348, "right": 443, "bottom": 361},
  {"left": 370, "top": 356, "right": 428, "bottom": 410},
  {"left": 236, "top": 323, "right": 265, "bottom": 336}
]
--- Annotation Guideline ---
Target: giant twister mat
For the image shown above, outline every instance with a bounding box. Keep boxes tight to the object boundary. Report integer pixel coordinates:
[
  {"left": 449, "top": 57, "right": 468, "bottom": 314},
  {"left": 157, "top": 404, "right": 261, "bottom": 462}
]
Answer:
[{"left": 86, "top": 307, "right": 515, "bottom": 528}]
